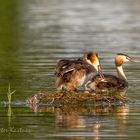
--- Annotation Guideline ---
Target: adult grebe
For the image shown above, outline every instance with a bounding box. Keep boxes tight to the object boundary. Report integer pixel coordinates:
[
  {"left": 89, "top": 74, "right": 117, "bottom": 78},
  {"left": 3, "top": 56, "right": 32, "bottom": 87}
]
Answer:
[
  {"left": 55, "top": 52, "right": 102, "bottom": 91},
  {"left": 85, "top": 53, "right": 136, "bottom": 93}
]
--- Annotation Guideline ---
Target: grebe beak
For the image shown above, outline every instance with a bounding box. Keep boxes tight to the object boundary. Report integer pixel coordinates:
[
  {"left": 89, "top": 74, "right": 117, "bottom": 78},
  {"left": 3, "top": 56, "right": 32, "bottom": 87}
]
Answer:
[
  {"left": 127, "top": 57, "right": 138, "bottom": 63},
  {"left": 98, "top": 65, "right": 105, "bottom": 79}
]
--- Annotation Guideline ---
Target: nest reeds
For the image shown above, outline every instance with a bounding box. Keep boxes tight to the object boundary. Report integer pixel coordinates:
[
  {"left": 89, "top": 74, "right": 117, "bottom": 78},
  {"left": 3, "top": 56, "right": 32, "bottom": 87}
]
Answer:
[{"left": 27, "top": 90, "right": 128, "bottom": 106}]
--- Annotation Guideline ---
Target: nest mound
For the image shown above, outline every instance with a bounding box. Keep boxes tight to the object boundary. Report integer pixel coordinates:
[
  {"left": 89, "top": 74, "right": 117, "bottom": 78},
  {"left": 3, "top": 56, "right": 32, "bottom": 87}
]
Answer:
[{"left": 27, "top": 91, "right": 128, "bottom": 106}]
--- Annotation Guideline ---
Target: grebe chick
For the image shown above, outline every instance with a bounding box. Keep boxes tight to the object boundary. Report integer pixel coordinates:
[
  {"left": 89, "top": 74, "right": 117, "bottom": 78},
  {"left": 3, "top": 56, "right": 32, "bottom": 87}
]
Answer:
[
  {"left": 85, "top": 53, "right": 136, "bottom": 93},
  {"left": 55, "top": 52, "right": 102, "bottom": 91}
]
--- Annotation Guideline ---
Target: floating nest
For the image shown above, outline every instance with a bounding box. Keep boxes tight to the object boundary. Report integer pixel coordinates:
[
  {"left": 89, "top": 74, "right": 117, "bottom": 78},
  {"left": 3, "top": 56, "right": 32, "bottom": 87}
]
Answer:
[{"left": 26, "top": 90, "right": 128, "bottom": 106}]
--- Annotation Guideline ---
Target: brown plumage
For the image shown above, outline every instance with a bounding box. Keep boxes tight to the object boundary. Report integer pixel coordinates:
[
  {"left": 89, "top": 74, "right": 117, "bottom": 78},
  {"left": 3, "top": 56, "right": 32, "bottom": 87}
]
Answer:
[
  {"left": 85, "top": 74, "right": 128, "bottom": 93},
  {"left": 85, "top": 53, "right": 136, "bottom": 93},
  {"left": 55, "top": 52, "right": 101, "bottom": 91}
]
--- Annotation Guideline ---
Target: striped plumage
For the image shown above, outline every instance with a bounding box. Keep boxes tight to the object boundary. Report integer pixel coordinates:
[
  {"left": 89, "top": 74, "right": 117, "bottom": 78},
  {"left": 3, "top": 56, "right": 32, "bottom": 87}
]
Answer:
[{"left": 55, "top": 52, "right": 102, "bottom": 91}]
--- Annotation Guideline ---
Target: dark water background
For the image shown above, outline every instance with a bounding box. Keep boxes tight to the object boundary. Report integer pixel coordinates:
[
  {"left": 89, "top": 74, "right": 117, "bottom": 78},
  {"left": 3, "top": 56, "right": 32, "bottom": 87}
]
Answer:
[{"left": 0, "top": 0, "right": 140, "bottom": 139}]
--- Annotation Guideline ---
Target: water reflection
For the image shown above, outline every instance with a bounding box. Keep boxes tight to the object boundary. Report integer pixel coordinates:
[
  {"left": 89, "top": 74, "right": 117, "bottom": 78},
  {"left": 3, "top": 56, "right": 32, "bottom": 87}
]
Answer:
[
  {"left": 0, "top": 0, "right": 22, "bottom": 100},
  {"left": 28, "top": 104, "right": 129, "bottom": 139}
]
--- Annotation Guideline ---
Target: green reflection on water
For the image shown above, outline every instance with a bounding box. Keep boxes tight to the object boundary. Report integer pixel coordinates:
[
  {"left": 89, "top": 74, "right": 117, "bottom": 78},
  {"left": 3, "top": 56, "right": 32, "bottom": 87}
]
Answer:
[{"left": 0, "top": 0, "right": 22, "bottom": 100}]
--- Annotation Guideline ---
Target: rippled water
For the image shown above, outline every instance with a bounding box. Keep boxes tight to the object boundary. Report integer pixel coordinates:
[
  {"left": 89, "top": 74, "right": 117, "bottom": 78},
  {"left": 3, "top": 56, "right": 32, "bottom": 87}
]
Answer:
[{"left": 0, "top": 0, "right": 140, "bottom": 139}]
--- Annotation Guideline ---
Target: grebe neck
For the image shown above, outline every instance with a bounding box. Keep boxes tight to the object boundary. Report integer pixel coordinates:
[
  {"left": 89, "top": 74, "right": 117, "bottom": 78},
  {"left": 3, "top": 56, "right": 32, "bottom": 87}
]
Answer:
[{"left": 116, "top": 65, "right": 127, "bottom": 81}]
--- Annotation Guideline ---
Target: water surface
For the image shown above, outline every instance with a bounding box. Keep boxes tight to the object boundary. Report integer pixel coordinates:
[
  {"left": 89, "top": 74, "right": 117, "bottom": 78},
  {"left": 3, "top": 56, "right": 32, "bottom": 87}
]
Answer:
[{"left": 0, "top": 0, "right": 140, "bottom": 139}]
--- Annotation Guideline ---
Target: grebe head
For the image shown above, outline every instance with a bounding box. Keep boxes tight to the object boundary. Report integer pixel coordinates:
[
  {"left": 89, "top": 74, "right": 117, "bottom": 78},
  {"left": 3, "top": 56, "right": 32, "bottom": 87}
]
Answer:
[
  {"left": 115, "top": 53, "right": 135, "bottom": 66},
  {"left": 84, "top": 52, "right": 101, "bottom": 72}
]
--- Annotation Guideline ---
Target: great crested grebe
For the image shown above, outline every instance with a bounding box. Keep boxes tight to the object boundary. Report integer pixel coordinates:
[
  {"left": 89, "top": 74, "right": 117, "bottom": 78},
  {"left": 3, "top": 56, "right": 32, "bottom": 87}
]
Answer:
[
  {"left": 85, "top": 53, "right": 136, "bottom": 93},
  {"left": 55, "top": 52, "right": 102, "bottom": 91}
]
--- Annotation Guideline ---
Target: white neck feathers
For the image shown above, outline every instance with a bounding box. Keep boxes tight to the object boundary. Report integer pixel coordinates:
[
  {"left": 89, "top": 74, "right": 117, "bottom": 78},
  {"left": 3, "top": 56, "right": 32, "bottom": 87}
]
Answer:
[{"left": 116, "top": 66, "right": 127, "bottom": 81}]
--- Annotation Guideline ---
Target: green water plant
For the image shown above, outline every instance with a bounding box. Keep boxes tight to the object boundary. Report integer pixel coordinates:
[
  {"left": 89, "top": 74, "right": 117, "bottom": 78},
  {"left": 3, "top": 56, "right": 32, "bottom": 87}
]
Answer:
[{"left": 7, "top": 83, "right": 16, "bottom": 104}]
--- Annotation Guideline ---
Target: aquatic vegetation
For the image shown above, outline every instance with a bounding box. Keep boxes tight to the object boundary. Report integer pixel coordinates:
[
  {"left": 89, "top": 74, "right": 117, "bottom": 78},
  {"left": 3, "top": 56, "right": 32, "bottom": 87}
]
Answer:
[
  {"left": 27, "top": 91, "right": 128, "bottom": 106},
  {"left": 7, "top": 83, "right": 16, "bottom": 104},
  {"left": 6, "top": 84, "right": 16, "bottom": 126}
]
